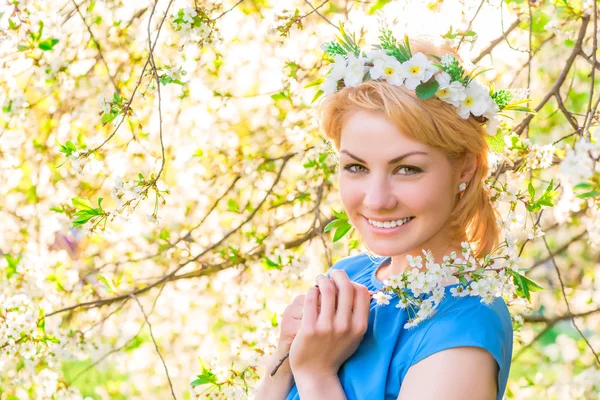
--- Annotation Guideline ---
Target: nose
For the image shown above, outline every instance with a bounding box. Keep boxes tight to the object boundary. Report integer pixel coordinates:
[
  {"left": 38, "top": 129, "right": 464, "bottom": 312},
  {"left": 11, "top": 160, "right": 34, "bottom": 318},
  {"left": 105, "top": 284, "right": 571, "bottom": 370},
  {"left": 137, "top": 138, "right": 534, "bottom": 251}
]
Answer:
[{"left": 363, "top": 179, "right": 397, "bottom": 211}]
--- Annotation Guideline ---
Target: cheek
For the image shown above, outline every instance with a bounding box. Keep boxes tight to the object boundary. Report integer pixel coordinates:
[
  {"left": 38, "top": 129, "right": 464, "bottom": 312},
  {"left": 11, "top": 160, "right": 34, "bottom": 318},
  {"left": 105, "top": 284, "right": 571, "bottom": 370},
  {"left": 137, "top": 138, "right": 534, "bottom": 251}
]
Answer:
[{"left": 402, "top": 176, "right": 454, "bottom": 212}]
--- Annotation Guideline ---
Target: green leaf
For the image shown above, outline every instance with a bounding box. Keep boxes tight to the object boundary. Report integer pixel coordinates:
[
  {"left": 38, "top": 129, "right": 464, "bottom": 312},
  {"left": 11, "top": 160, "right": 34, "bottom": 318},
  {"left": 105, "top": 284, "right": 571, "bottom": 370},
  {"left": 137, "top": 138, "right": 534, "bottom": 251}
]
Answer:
[
  {"left": 332, "top": 209, "right": 348, "bottom": 220},
  {"left": 271, "top": 92, "right": 288, "bottom": 102},
  {"left": 485, "top": 130, "right": 505, "bottom": 153},
  {"left": 4, "top": 254, "right": 21, "bottom": 280},
  {"left": 98, "top": 276, "right": 117, "bottom": 294},
  {"left": 576, "top": 190, "right": 599, "bottom": 199},
  {"left": 191, "top": 358, "right": 219, "bottom": 387},
  {"left": 311, "top": 89, "right": 324, "bottom": 104},
  {"left": 227, "top": 198, "right": 240, "bottom": 212},
  {"left": 573, "top": 182, "right": 595, "bottom": 190},
  {"left": 38, "top": 38, "right": 59, "bottom": 51},
  {"left": 333, "top": 222, "right": 352, "bottom": 242},
  {"left": 324, "top": 218, "right": 348, "bottom": 233},
  {"left": 262, "top": 257, "right": 281, "bottom": 270},
  {"left": 528, "top": 182, "right": 535, "bottom": 202},
  {"left": 368, "top": 0, "right": 392, "bottom": 14},
  {"left": 72, "top": 197, "right": 94, "bottom": 210},
  {"left": 415, "top": 78, "right": 439, "bottom": 100},
  {"left": 102, "top": 112, "right": 118, "bottom": 124},
  {"left": 304, "top": 78, "right": 324, "bottom": 89}
]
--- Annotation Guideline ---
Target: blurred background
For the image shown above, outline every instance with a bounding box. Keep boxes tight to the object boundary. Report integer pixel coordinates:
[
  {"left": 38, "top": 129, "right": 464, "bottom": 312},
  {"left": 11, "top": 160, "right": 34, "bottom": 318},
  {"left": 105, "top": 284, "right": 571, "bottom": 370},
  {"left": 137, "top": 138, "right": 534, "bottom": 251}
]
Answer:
[{"left": 0, "top": 0, "right": 599, "bottom": 398}]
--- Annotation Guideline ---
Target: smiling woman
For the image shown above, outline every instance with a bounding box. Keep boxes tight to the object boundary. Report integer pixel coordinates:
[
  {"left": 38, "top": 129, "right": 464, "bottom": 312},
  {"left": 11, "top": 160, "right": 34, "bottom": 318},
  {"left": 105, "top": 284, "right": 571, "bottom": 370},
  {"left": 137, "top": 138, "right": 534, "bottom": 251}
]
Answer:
[{"left": 277, "top": 35, "right": 513, "bottom": 400}]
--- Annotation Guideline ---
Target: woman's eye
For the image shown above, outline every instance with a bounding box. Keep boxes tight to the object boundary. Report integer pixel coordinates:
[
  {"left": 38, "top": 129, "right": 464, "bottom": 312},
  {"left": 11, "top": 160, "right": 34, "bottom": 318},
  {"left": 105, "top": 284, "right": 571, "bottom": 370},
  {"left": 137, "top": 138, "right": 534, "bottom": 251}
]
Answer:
[
  {"left": 344, "top": 164, "right": 367, "bottom": 173},
  {"left": 343, "top": 164, "right": 420, "bottom": 175}
]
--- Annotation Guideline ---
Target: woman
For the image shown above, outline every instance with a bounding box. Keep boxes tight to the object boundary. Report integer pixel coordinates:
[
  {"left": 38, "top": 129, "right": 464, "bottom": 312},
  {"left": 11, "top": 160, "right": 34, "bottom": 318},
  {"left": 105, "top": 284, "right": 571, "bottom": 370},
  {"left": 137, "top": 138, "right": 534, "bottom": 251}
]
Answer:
[{"left": 256, "top": 35, "right": 513, "bottom": 400}]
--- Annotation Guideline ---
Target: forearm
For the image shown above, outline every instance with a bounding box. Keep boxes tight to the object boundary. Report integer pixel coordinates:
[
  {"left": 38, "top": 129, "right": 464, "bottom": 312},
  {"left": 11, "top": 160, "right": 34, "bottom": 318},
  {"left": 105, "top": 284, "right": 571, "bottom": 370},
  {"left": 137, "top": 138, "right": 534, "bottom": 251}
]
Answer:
[
  {"left": 254, "top": 352, "right": 295, "bottom": 400},
  {"left": 294, "top": 374, "right": 347, "bottom": 400}
]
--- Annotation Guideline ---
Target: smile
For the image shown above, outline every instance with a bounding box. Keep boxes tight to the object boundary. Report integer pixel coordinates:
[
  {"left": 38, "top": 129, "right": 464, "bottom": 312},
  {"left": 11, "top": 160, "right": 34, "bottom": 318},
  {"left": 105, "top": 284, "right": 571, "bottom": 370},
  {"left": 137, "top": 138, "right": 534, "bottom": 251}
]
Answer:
[{"left": 365, "top": 216, "right": 415, "bottom": 230}]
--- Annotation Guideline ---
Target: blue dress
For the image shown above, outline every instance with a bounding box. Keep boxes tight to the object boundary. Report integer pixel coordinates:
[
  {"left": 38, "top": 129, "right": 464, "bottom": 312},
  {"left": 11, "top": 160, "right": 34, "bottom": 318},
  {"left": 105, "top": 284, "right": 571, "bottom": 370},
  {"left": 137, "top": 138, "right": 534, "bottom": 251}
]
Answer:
[{"left": 285, "top": 253, "right": 513, "bottom": 400}]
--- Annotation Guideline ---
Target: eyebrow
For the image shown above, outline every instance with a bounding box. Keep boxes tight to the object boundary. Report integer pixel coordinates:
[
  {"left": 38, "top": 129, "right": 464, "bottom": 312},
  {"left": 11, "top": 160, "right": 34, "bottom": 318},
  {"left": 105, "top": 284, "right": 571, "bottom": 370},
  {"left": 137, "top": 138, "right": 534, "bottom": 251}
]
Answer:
[{"left": 340, "top": 150, "right": 429, "bottom": 165}]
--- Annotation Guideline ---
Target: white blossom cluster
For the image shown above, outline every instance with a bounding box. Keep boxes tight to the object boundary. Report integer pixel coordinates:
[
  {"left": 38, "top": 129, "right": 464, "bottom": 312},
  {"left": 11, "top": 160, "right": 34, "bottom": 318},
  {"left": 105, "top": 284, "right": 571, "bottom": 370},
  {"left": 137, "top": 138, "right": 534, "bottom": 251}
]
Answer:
[
  {"left": 554, "top": 134, "right": 600, "bottom": 227},
  {"left": 67, "top": 151, "right": 103, "bottom": 176},
  {"left": 503, "top": 133, "right": 555, "bottom": 170},
  {"left": 0, "top": 294, "right": 39, "bottom": 356},
  {"left": 373, "top": 243, "right": 516, "bottom": 329},
  {"left": 320, "top": 50, "right": 501, "bottom": 135}
]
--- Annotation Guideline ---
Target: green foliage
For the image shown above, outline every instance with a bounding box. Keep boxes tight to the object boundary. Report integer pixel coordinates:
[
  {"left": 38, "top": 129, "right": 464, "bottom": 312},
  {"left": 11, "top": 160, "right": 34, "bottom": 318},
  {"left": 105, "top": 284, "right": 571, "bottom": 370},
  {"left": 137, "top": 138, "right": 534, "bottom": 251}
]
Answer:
[
  {"left": 3, "top": 254, "right": 22, "bottom": 280},
  {"left": 324, "top": 209, "right": 353, "bottom": 242},
  {"left": 486, "top": 130, "right": 505, "bottom": 153},
  {"left": 71, "top": 197, "right": 105, "bottom": 227},
  {"left": 442, "top": 25, "right": 477, "bottom": 40},
  {"left": 377, "top": 29, "right": 412, "bottom": 62},
  {"left": 415, "top": 77, "right": 439, "bottom": 100},
  {"left": 509, "top": 269, "right": 544, "bottom": 302},
  {"left": 573, "top": 182, "right": 600, "bottom": 199},
  {"left": 191, "top": 358, "right": 219, "bottom": 387},
  {"left": 368, "top": 0, "right": 393, "bottom": 15},
  {"left": 526, "top": 180, "right": 559, "bottom": 212}
]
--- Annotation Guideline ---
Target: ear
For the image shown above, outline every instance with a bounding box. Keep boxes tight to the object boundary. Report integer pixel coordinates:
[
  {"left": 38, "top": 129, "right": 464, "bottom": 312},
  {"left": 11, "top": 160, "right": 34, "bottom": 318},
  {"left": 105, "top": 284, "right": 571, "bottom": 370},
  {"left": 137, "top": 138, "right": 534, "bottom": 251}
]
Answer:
[{"left": 458, "top": 152, "right": 478, "bottom": 183}]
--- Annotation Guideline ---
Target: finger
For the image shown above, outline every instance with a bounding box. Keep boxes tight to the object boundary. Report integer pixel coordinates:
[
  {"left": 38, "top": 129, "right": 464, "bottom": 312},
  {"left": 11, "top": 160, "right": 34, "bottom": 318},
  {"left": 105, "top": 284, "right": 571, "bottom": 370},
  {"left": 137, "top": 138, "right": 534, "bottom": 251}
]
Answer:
[
  {"left": 315, "top": 275, "right": 336, "bottom": 324},
  {"left": 329, "top": 270, "right": 354, "bottom": 326},
  {"left": 301, "top": 286, "right": 319, "bottom": 328},
  {"left": 352, "top": 283, "right": 371, "bottom": 331}
]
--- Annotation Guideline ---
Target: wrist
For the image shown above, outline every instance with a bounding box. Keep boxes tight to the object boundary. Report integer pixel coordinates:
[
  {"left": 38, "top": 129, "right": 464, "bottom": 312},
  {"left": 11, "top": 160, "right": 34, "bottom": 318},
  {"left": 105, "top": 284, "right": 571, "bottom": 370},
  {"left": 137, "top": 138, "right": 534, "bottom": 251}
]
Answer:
[
  {"left": 294, "top": 373, "right": 340, "bottom": 395},
  {"left": 265, "top": 349, "right": 294, "bottom": 381}
]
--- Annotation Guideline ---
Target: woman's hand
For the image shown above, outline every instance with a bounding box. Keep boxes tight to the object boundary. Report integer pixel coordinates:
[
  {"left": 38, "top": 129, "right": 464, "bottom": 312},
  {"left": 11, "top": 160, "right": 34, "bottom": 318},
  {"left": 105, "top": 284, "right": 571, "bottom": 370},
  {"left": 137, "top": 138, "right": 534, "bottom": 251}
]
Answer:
[
  {"left": 288, "top": 269, "right": 371, "bottom": 379},
  {"left": 273, "top": 293, "right": 308, "bottom": 376}
]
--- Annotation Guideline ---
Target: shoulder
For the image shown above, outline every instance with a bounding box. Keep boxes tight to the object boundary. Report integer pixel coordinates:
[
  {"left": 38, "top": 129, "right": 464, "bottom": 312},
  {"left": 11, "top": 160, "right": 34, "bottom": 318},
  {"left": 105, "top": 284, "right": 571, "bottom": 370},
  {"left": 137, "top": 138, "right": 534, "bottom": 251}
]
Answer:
[
  {"left": 398, "top": 346, "right": 498, "bottom": 400},
  {"left": 398, "top": 295, "right": 513, "bottom": 400}
]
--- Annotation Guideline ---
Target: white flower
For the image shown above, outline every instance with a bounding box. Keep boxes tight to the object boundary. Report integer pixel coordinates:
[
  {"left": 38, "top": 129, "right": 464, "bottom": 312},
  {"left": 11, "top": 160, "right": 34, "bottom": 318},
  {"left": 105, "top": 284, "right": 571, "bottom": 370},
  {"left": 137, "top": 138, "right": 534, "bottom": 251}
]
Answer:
[
  {"left": 457, "top": 80, "right": 491, "bottom": 119},
  {"left": 399, "top": 52, "right": 437, "bottom": 90},
  {"left": 406, "top": 255, "right": 423, "bottom": 268},
  {"left": 450, "top": 285, "right": 468, "bottom": 297},
  {"left": 365, "top": 49, "right": 392, "bottom": 64},
  {"left": 369, "top": 56, "right": 404, "bottom": 85},
  {"left": 182, "top": 7, "right": 197, "bottom": 24},
  {"left": 320, "top": 54, "right": 347, "bottom": 95},
  {"left": 440, "top": 53, "right": 455, "bottom": 67},
  {"left": 434, "top": 71, "right": 466, "bottom": 107},
  {"left": 97, "top": 94, "right": 111, "bottom": 113},
  {"left": 384, "top": 274, "right": 402, "bottom": 289},
  {"left": 431, "top": 287, "right": 445, "bottom": 303},
  {"left": 343, "top": 53, "right": 367, "bottom": 87},
  {"left": 485, "top": 116, "right": 501, "bottom": 136},
  {"left": 396, "top": 297, "right": 409, "bottom": 309},
  {"left": 373, "top": 291, "right": 392, "bottom": 305}
]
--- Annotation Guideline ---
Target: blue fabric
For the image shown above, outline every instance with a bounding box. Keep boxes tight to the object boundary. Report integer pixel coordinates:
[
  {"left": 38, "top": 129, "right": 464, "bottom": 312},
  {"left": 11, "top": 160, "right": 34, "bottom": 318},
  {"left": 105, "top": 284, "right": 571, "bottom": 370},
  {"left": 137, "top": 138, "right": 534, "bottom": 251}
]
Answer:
[{"left": 285, "top": 253, "right": 513, "bottom": 400}]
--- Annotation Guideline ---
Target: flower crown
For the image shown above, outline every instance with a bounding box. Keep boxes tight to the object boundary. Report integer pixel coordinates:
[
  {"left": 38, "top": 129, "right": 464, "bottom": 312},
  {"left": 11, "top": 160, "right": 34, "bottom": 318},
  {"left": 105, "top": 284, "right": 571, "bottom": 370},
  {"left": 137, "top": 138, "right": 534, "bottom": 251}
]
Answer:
[{"left": 311, "top": 23, "right": 535, "bottom": 137}]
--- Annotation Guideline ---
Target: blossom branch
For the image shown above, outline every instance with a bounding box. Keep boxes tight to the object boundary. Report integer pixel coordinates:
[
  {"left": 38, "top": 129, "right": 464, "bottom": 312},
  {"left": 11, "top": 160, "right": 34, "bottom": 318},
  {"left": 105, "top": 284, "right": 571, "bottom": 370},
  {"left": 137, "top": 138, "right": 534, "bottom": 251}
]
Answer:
[{"left": 542, "top": 236, "right": 600, "bottom": 366}]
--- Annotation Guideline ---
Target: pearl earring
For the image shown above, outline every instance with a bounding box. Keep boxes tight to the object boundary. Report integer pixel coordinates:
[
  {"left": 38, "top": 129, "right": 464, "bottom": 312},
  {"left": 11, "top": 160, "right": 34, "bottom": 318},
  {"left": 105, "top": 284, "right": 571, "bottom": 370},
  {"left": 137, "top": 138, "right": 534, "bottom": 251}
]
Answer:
[{"left": 458, "top": 183, "right": 467, "bottom": 192}]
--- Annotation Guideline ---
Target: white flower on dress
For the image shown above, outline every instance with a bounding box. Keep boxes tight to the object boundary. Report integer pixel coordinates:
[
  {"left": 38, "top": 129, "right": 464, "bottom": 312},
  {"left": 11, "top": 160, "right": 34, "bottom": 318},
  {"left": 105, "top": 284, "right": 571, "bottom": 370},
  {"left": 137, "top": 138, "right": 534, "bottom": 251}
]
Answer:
[
  {"left": 396, "top": 297, "right": 410, "bottom": 309},
  {"left": 399, "top": 52, "right": 437, "bottom": 90},
  {"left": 450, "top": 285, "right": 468, "bottom": 297},
  {"left": 373, "top": 291, "right": 393, "bottom": 305}
]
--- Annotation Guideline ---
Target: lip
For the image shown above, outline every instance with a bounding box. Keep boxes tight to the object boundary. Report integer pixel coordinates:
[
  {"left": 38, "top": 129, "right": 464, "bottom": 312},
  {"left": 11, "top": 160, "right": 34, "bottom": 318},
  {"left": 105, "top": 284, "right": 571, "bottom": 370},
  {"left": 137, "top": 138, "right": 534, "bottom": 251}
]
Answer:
[
  {"left": 363, "top": 215, "right": 415, "bottom": 234},
  {"left": 365, "top": 216, "right": 413, "bottom": 222}
]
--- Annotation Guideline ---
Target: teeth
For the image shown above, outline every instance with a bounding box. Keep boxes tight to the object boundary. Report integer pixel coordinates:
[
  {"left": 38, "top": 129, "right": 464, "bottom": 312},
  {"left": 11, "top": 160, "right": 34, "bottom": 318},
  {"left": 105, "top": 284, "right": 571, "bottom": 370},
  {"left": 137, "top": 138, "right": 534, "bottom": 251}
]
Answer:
[{"left": 368, "top": 217, "right": 413, "bottom": 228}]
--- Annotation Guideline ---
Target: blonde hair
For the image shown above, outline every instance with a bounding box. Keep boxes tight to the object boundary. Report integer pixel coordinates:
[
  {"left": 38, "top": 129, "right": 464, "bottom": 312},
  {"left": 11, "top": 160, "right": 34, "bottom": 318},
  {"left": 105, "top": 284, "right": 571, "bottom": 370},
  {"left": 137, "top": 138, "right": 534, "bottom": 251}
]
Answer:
[{"left": 318, "top": 37, "right": 500, "bottom": 259}]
